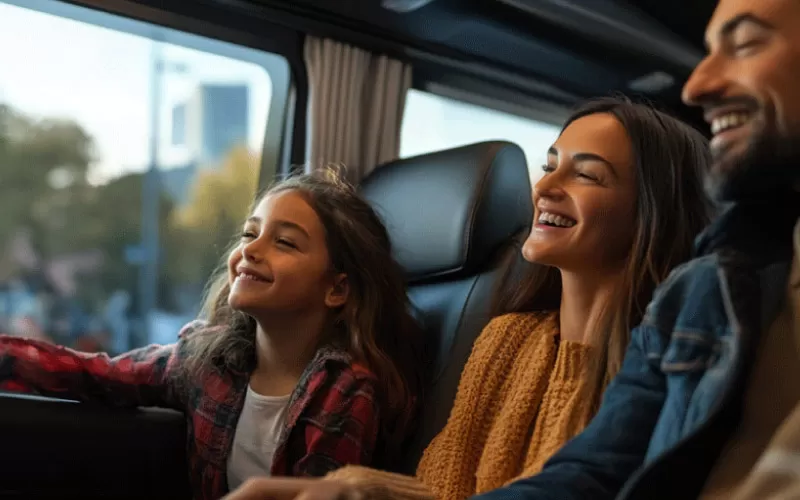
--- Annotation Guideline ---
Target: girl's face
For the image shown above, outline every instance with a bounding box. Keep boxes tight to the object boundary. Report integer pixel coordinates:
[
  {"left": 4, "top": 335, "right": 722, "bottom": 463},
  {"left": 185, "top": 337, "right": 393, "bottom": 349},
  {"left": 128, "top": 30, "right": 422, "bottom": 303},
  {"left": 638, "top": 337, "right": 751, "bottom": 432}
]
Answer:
[
  {"left": 227, "top": 190, "right": 348, "bottom": 323},
  {"left": 523, "top": 113, "right": 638, "bottom": 273}
]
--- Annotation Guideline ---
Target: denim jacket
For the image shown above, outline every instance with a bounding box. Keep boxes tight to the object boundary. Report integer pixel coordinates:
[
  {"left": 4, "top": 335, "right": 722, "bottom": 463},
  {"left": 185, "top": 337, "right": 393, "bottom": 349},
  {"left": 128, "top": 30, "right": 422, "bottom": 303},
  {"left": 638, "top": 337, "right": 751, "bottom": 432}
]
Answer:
[{"left": 473, "top": 196, "right": 800, "bottom": 500}]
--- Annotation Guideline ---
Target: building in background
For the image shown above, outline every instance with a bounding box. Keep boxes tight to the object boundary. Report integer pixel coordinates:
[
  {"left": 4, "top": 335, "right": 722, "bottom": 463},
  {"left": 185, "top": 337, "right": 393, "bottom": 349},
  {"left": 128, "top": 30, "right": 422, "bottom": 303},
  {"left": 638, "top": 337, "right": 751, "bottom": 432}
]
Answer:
[
  {"left": 163, "top": 83, "right": 250, "bottom": 208},
  {"left": 171, "top": 102, "right": 187, "bottom": 146},
  {"left": 174, "top": 83, "right": 250, "bottom": 168}
]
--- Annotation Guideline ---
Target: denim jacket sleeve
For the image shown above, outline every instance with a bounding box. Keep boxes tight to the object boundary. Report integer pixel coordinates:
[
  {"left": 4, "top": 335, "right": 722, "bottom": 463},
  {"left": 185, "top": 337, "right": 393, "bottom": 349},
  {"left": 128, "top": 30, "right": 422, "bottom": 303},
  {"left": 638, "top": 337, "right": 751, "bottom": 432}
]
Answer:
[{"left": 471, "top": 322, "right": 667, "bottom": 500}]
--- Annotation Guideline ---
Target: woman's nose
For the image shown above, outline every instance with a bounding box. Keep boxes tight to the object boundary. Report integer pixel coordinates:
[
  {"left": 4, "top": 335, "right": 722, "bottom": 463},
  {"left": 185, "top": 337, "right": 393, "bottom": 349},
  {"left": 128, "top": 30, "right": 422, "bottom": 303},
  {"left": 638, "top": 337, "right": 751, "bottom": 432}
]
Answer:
[{"left": 533, "top": 171, "right": 566, "bottom": 201}]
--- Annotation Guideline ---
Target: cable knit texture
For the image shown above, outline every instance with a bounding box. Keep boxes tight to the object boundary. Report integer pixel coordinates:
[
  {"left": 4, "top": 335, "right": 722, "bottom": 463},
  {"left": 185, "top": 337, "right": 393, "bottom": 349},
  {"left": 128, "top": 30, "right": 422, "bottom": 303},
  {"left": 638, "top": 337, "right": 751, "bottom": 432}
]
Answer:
[{"left": 325, "top": 311, "right": 595, "bottom": 500}]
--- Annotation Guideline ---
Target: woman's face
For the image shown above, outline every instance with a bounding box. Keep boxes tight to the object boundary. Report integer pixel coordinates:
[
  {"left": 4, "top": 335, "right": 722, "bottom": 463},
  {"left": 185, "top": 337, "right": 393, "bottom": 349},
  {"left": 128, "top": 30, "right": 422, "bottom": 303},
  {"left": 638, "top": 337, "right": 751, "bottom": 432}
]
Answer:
[{"left": 523, "top": 112, "right": 638, "bottom": 273}]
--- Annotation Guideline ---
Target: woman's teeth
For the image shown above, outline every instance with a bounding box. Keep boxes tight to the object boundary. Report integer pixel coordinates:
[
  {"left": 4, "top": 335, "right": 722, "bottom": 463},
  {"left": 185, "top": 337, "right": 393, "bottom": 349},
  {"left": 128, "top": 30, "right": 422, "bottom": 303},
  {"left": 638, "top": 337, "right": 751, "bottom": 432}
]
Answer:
[{"left": 538, "top": 212, "right": 576, "bottom": 228}]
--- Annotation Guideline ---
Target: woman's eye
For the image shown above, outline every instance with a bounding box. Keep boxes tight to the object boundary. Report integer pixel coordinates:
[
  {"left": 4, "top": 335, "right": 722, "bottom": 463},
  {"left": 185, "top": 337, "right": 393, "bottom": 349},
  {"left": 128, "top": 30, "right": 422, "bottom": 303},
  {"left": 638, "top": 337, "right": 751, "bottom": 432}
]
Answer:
[
  {"left": 541, "top": 165, "right": 555, "bottom": 173},
  {"left": 241, "top": 231, "right": 257, "bottom": 239},
  {"left": 276, "top": 238, "right": 297, "bottom": 249},
  {"left": 577, "top": 171, "right": 600, "bottom": 183}
]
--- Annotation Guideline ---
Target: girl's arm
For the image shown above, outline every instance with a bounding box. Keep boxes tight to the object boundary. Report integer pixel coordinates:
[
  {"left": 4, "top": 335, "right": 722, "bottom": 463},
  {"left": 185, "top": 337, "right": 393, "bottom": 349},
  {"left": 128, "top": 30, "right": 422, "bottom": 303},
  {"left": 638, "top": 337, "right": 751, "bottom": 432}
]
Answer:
[{"left": 0, "top": 321, "right": 201, "bottom": 410}]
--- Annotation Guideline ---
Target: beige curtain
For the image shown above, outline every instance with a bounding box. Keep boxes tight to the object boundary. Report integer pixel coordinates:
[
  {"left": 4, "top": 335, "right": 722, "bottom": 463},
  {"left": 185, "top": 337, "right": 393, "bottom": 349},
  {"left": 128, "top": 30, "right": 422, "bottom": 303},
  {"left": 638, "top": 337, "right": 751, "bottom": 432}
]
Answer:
[{"left": 304, "top": 36, "right": 412, "bottom": 183}]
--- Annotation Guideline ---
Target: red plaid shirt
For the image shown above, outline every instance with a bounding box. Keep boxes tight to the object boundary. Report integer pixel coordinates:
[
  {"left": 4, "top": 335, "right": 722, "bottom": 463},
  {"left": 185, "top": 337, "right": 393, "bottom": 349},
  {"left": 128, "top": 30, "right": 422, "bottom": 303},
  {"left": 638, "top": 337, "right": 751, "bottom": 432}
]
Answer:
[{"left": 0, "top": 321, "right": 381, "bottom": 500}]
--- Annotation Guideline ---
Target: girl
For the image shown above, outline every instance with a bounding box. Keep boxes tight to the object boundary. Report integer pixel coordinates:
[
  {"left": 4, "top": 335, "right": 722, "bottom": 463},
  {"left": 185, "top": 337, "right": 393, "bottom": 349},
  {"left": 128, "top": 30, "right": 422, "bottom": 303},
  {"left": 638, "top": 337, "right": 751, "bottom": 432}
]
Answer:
[
  {"left": 221, "top": 96, "right": 716, "bottom": 500},
  {"left": 0, "top": 168, "right": 425, "bottom": 500}
]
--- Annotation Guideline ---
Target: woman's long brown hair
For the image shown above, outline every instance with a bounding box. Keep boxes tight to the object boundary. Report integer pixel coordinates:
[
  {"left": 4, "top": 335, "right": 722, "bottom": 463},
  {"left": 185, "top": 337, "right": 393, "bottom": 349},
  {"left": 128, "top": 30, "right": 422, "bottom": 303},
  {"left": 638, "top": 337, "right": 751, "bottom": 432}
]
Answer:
[
  {"left": 494, "top": 96, "right": 716, "bottom": 406},
  {"left": 182, "top": 167, "right": 425, "bottom": 460}
]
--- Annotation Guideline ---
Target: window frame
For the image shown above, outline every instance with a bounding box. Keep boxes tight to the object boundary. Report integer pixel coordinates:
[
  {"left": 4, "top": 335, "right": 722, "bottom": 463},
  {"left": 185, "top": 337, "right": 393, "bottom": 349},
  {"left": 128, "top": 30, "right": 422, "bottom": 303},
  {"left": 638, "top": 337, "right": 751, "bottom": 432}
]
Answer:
[
  {"left": 10, "top": 0, "right": 308, "bottom": 189},
  {"left": 399, "top": 56, "right": 572, "bottom": 169},
  {"left": 0, "top": 0, "right": 307, "bottom": 348},
  {"left": 400, "top": 78, "right": 568, "bottom": 177},
  {"left": 418, "top": 82, "right": 569, "bottom": 128}
]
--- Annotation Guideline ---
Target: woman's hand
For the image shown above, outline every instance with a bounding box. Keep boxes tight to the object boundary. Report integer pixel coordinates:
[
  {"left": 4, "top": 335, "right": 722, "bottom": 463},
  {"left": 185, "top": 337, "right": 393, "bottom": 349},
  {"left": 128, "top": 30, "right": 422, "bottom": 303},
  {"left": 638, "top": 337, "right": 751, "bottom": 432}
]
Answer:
[{"left": 223, "top": 477, "right": 363, "bottom": 500}]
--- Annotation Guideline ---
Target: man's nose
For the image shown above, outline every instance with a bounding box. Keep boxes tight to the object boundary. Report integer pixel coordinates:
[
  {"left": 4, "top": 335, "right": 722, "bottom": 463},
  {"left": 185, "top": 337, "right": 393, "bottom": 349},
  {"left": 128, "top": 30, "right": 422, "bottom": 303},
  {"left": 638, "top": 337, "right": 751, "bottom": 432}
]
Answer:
[{"left": 683, "top": 54, "right": 727, "bottom": 107}]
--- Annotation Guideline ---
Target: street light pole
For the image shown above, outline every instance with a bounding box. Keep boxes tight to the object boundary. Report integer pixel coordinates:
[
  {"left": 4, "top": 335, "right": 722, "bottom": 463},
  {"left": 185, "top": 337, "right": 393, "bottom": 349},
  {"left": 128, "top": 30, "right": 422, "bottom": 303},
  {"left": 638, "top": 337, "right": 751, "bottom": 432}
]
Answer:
[{"left": 138, "top": 40, "right": 163, "bottom": 346}]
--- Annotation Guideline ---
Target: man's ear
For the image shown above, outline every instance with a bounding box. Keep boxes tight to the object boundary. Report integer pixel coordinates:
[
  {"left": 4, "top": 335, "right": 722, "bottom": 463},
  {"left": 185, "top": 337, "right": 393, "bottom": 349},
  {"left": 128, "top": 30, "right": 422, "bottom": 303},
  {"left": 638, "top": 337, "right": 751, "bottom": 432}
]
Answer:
[{"left": 325, "top": 273, "right": 349, "bottom": 308}]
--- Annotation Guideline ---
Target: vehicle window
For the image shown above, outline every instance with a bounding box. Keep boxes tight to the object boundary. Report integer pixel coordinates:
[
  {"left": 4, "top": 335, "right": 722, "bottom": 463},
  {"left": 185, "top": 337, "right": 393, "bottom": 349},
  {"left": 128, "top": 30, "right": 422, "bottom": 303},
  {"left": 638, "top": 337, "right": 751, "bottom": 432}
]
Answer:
[
  {"left": 0, "top": 0, "right": 289, "bottom": 352},
  {"left": 400, "top": 89, "right": 561, "bottom": 182}
]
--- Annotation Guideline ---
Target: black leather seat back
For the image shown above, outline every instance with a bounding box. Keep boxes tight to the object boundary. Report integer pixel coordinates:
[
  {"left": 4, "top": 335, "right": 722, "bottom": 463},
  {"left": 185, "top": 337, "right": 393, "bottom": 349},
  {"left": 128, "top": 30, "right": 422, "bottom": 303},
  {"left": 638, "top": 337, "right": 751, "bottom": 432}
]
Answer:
[{"left": 361, "top": 141, "right": 533, "bottom": 472}]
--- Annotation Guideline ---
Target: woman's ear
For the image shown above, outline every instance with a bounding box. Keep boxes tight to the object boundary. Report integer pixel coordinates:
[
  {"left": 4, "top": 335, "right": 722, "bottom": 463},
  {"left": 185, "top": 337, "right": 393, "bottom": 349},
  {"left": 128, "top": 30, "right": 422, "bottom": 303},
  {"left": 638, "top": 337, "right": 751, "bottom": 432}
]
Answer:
[{"left": 325, "top": 273, "right": 349, "bottom": 308}]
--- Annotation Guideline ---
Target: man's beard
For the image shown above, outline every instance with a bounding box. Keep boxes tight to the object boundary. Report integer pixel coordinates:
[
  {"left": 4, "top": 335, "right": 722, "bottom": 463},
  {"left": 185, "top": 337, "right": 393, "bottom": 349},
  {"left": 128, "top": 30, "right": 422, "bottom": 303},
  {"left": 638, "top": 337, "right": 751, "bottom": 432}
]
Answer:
[{"left": 706, "top": 125, "right": 800, "bottom": 203}]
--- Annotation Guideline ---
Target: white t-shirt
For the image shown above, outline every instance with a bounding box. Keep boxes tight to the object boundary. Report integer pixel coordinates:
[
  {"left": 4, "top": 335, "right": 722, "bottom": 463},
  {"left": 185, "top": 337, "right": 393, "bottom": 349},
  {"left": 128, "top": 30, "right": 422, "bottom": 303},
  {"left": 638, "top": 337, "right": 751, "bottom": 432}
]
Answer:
[{"left": 226, "top": 385, "right": 291, "bottom": 490}]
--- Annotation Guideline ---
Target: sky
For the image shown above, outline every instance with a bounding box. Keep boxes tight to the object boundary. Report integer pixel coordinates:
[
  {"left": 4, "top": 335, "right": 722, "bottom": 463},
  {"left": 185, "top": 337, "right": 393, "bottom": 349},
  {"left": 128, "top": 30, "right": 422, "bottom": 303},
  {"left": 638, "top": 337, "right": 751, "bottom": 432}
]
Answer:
[{"left": 0, "top": 0, "right": 560, "bottom": 185}]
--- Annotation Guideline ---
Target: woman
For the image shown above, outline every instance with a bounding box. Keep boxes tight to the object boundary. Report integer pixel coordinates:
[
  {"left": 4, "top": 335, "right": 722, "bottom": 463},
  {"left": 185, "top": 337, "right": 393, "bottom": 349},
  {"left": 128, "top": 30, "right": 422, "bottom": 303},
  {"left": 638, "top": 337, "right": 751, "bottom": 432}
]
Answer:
[
  {"left": 0, "top": 168, "right": 425, "bottom": 500},
  {"left": 221, "top": 96, "right": 715, "bottom": 500}
]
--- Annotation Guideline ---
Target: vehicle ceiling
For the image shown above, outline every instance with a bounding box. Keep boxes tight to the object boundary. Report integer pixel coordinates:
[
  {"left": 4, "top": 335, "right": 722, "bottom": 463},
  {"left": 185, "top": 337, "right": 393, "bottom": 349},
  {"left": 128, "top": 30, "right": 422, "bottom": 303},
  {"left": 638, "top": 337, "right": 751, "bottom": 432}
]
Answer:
[{"left": 91, "top": 0, "right": 718, "bottom": 131}]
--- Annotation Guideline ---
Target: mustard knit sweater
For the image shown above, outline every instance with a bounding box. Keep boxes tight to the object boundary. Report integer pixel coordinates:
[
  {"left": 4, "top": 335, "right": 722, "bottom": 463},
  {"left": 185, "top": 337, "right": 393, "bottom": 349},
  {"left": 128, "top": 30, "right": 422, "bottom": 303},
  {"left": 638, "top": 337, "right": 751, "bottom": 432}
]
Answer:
[{"left": 326, "top": 312, "right": 596, "bottom": 500}]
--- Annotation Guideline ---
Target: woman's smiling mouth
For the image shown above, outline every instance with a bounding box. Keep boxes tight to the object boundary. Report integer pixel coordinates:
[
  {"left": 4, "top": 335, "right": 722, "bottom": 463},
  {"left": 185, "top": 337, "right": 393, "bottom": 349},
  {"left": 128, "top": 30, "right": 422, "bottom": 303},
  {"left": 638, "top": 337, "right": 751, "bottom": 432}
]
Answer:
[{"left": 536, "top": 211, "right": 577, "bottom": 229}]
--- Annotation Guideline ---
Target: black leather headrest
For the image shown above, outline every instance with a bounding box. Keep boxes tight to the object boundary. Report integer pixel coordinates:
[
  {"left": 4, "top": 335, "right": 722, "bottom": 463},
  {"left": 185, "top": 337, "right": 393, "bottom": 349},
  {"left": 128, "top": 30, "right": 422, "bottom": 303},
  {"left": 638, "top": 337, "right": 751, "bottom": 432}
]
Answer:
[{"left": 361, "top": 141, "right": 533, "bottom": 282}]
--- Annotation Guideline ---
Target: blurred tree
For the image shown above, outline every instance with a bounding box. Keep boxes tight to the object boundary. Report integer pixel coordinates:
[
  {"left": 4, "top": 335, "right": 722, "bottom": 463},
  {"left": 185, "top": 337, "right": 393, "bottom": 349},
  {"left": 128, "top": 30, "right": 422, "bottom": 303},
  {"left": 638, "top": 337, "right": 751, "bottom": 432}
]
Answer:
[
  {"left": 0, "top": 104, "right": 94, "bottom": 251},
  {"left": 0, "top": 104, "right": 178, "bottom": 314},
  {"left": 64, "top": 173, "right": 178, "bottom": 312}
]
